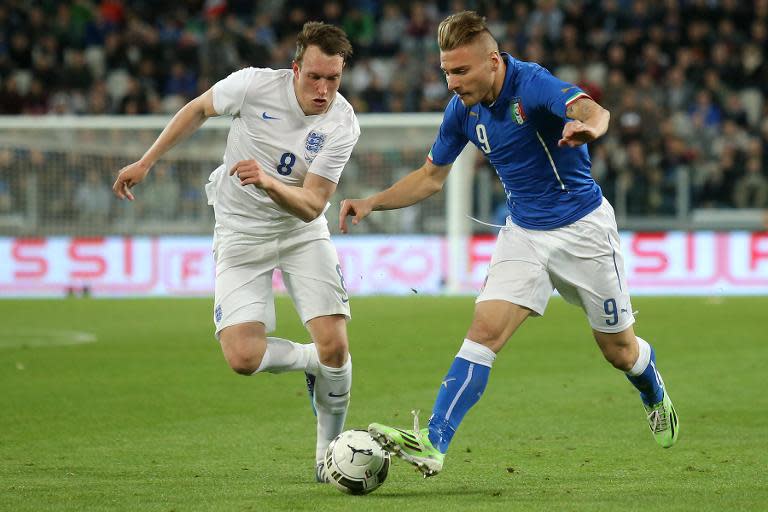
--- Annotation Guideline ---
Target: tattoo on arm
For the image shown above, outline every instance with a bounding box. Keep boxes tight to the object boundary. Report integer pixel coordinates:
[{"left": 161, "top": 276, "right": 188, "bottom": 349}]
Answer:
[{"left": 566, "top": 98, "right": 597, "bottom": 121}]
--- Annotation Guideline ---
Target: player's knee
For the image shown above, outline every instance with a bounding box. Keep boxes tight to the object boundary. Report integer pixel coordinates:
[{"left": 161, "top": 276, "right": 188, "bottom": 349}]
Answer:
[
  {"left": 316, "top": 338, "right": 349, "bottom": 367},
  {"left": 601, "top": 345, "right": 635, "bottom": 371},
  {"left": 594, "top": 330, "right": 637, "bottom": 372},
  {"left": 466, "top": 319, "right": 505, "bottom": 349},
  {"left": 227, "top": 353, "right": 262, "bottom": 375},
  {"left": 222, "top": 342, "right": 264, "bottom": 375}
]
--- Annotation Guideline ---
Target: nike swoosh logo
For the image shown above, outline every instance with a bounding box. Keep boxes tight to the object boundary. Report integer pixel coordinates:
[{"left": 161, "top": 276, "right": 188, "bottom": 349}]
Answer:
[
  {"left": 261, "top": 112, "right": 280, "bottom": 120},
  {"left": 341, "top": 296, "right": 349, "bottom": 303},
  {"left": 561, "top": 86, "right": 576, "bottom": 93},
  {"left": 328, "top": 391, "right": 349, "bottom": 397}
]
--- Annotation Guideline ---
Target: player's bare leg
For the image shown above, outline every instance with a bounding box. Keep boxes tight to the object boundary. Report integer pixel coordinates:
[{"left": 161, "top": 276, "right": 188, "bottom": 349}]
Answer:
[
  {"left": 219, "top": 321, "right": 329, "bottom": 479},
  {"left": 594, "top": 326, "right": 679, "bottom": 448},
  {"left": 219, "top": 322, "right": 318, "bottom": 376},
  {"left": 307, "top": 314, "right": 351, "bottom": 481},
  {"left": 218, "top": 322, "right": 268, "bottom": 374}
]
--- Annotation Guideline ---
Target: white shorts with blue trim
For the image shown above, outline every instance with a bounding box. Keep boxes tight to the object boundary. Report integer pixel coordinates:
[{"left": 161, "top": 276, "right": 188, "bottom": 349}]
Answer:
[
  {"left": 477, "top": 198, "right": 635, "bottom": 333},
  {"left": 212, "top": 221, "right": 350, "bottom": 338}
]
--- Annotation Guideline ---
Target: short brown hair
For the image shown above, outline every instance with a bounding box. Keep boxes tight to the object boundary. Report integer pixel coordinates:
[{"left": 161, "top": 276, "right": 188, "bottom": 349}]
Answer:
[
  {"left": 437, "top": 11, "right": 494, "bottom": 51},
  {"left": 294, "top": 22, "right": 353, "bottom": 65}
]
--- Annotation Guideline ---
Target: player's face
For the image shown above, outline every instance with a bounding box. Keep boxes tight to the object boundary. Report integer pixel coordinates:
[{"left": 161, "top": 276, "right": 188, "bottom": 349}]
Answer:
[
  {"left": 293, "top": 45, "right": 344, "bottom": 115},
  {"left": 440, "top": 41, "right": 498, "bottom": 107}
]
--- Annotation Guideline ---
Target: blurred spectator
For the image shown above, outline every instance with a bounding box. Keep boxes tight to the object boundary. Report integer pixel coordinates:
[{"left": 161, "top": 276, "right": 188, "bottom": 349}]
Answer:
[
  {"left": 0, "top": 150, "right": 14, "bottom": 214},
  {"left": 0, "top": 179, "right": 11, "bottom": 214},
  {"left": 200, "top": 21, "right": 239, "bottom": 82},
  {"left": 179, "top": 171, "right": 205, "bottom": 220},
  {"left": 343, "top": 7, "right": 375, "bottom": 56},
  {"left": 143, "top": 165, "right": 180, "bottom": 220},
  {"left": 689, "top": 89, "right": 722, "bottom": 131},
  {"left": 375, "top": 3, "right": 407, "bottom": 57},
  {"left": 623, "top": 140, "right": 668, "bottom": 216},
  {"left": 60, "top": 49, "right": 94, "bottom": 92},
  {"left": 75, "top": 170, "right": 112, "bottom": 220},
  {"left": 734, "top": 157, "right": 768, "bottom": 208},
  {"left": 22, "top": 78, "right": 49, "bottom": 115},
  {"left": 0, "top": 0, "right": 767, "bottom": 218},
  {"left": 698, "top": 147, "right": 740, "bottom": 208},
  {"left": 0, "top": 77, "right": 24, "bottom": 114},
  {"left": 164, "top": 62, "right": 197, "bottom": 100},
  {"left": 529, "top": 0, "right": 564, "bottom": 44},
  {"left": 118, "top": 77, "right": 150, "bottom": 114}
]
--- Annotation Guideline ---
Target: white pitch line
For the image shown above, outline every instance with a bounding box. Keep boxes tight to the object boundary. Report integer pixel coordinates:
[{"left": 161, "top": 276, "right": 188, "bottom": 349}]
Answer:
[{"left": 0, "top": 329, "right": 98, "bottom": 349}]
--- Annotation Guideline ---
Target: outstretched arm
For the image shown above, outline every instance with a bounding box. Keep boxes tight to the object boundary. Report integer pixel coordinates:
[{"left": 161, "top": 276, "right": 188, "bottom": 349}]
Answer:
[
  {"left": 112, "top": 89, "right": 218, "bottom": 200},
  {"left": 558, "top": 97, "right": 610, "bottom": 148},
  {"left": 339, "top": 159, "right": 451, "bottom": 233}
]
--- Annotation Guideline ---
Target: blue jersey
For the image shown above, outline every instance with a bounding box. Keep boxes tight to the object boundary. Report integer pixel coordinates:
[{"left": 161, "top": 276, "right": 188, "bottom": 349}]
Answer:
[{"left": 428, "top": 54, "right": 603, "bottom": 230}]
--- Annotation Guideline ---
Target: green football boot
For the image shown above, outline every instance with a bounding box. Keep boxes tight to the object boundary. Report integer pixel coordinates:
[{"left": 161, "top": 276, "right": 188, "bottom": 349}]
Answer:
[
  {"left": 368, "top": 413, "right": 444, "bottom": 477},
  {"left": 644, "top": 390, "right": 679, "bottom": 448}
]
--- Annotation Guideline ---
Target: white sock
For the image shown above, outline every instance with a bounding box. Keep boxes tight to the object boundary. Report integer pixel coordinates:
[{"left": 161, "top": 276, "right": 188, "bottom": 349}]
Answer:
[
  {"left": 313, "top": 355, "right": 352, "bottom": 462},
  {"left": 627, "top": 336, "right": 652, "bottom": 376},
  {"left": 254, "top": 337, "right": 319, "bottom": 375},
  {"left": 456, "top": 338, "right": 497, "bottom": 367}
]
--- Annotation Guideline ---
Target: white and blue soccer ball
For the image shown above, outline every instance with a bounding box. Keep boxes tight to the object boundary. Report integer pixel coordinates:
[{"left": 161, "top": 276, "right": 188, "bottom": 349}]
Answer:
[{"left": 324, "top": 429, "right": 390, "bottom": 495}]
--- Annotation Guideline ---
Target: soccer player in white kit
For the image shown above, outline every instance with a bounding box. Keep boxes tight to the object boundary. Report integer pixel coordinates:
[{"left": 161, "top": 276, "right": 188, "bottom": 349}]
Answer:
[{"left": 113, "top": 22, "right": 359, "bottom": 482}]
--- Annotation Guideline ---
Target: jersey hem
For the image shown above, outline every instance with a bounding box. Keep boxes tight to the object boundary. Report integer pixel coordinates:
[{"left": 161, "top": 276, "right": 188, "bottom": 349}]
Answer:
[{"left": 510, "top": 194, "right": 603, "bottom": 230}]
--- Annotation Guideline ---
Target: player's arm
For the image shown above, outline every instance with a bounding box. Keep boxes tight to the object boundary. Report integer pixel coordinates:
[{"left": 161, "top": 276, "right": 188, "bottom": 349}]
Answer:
[
  {"left": 338, "top": 159, "right": 451, "bottom": 233},
  {"left": 112, "top": 89, "right": 218, "bottom": 200},
  {"left": 558, "top": 97, "right": 610, "bottom": 148},
  {"left": 231, "top": 162, "right": 335, "bottom": 223}
]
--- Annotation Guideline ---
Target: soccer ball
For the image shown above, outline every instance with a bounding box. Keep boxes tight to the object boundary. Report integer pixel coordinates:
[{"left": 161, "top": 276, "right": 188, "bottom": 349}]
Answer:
[{"left": 324, "top": 429, "right": 390, "bottom": 495}]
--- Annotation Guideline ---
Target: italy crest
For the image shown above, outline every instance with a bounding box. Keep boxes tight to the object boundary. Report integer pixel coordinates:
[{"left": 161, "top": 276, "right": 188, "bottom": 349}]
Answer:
[{"left": 510, "top": 98, "right": 526, "bottom": 125}]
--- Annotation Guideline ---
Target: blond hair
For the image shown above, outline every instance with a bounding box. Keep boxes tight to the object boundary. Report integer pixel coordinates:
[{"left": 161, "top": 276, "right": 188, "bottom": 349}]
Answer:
[
  {"left": 295, "top": 21, "right": 353, "bottom": 65},
  {"left": 437, "top": 11, "right": 495, "bottom": 51}
]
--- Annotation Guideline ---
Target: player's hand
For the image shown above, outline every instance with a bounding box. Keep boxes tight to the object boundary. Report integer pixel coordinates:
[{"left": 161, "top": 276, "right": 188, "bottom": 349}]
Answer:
[
  {"left": 230, "top": 160, "right": 274, "bottom": 190},
  {"left": 558, "top": 120, "right": 598, "bottom": 148},
  {"left": 339, "top": 198, "right": 372, "bottom": 233},
  {"left": 113, "top": 161, "right": 151, "bottom": 200}
]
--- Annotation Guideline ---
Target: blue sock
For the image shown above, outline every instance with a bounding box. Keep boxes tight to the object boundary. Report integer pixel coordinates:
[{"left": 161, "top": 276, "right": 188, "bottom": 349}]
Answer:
[
  {"left": 626, "top": 338, "right": 665, "bottom": 406},
  {"left": 427, "top": 356, "right": 491, "bottom": 454}
]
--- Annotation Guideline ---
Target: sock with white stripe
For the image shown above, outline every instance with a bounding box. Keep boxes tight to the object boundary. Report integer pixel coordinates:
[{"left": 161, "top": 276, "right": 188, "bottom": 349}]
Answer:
[
  {"left": 254, "top": 337, "right": 319, "bottom": 375},
  {"left": 427, "top": 339, "right": 495, "bottom": 454},
  {"left": 625, "top": 336, "right": 665, "bottom": 406}
]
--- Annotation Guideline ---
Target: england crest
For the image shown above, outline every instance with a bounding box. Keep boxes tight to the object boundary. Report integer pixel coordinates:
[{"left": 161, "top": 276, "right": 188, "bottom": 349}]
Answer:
[{"left": 304, "top": 130, "right": 326, "bottom": 163}]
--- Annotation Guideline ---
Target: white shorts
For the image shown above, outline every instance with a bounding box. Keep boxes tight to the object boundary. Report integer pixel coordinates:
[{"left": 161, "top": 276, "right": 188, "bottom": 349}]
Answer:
[
  {"left": 212, "top": 221, "right": 350, "bottom": 337},
  {"left": 477, "top": 198, "right": 635, "bottom": 333}
]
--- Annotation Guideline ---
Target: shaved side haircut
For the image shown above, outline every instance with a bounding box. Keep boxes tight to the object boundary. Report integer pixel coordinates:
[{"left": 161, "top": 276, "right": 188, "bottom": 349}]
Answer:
[{"left": 437, "top": 11, "right": 498, "bottom": 52}]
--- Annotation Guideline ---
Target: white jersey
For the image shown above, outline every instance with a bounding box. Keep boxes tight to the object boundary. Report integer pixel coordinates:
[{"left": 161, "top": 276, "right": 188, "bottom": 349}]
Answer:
[{"left": 207, "top": 67, "right": 360, "bottom": 236}]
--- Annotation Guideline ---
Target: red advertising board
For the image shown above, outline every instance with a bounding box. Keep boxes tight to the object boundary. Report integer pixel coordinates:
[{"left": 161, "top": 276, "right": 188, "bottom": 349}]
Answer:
[{"left": 1, "top": 233, "right": 767, "bottom": 296}]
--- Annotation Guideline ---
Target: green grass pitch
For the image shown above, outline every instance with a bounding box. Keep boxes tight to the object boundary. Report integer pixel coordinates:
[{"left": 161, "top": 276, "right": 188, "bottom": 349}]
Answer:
[{"left": 1, "top": 296, "right": 766, "bottom": 511}]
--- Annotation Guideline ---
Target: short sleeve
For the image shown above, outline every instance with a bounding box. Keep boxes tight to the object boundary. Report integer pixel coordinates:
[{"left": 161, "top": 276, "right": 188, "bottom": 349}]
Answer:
[
  {"left": 525, "top": 65, "right": 591, "bottom": 120},
  {"left": 428, "top": 98, "right": 469, "bottom": 166},
  {"left": 212, "top": 67, "right": 258, "bottom": 116},
  {"left": 307, "top": 118, "right": 361, "bottom": 184}
]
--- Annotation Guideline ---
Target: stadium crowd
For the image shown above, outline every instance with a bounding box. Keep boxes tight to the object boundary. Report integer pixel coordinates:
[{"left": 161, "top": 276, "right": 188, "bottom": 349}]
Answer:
[{"left": 1, "top": 0, "right": 767, "bottom": 226}]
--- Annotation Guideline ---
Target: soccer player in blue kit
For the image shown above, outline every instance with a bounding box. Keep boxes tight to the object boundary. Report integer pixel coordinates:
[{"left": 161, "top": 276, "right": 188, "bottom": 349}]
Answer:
[{"left": 339, "top": 11, "right": 679, "bottom": 477}]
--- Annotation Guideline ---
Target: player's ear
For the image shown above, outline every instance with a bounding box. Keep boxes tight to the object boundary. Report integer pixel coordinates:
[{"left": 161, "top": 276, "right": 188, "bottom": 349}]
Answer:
[
  {"left": 490, "top": 51, "right": 501, "bottom": 72},
  {"left": 292, "top": 60, "right": 300, "bottom": 77}
]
